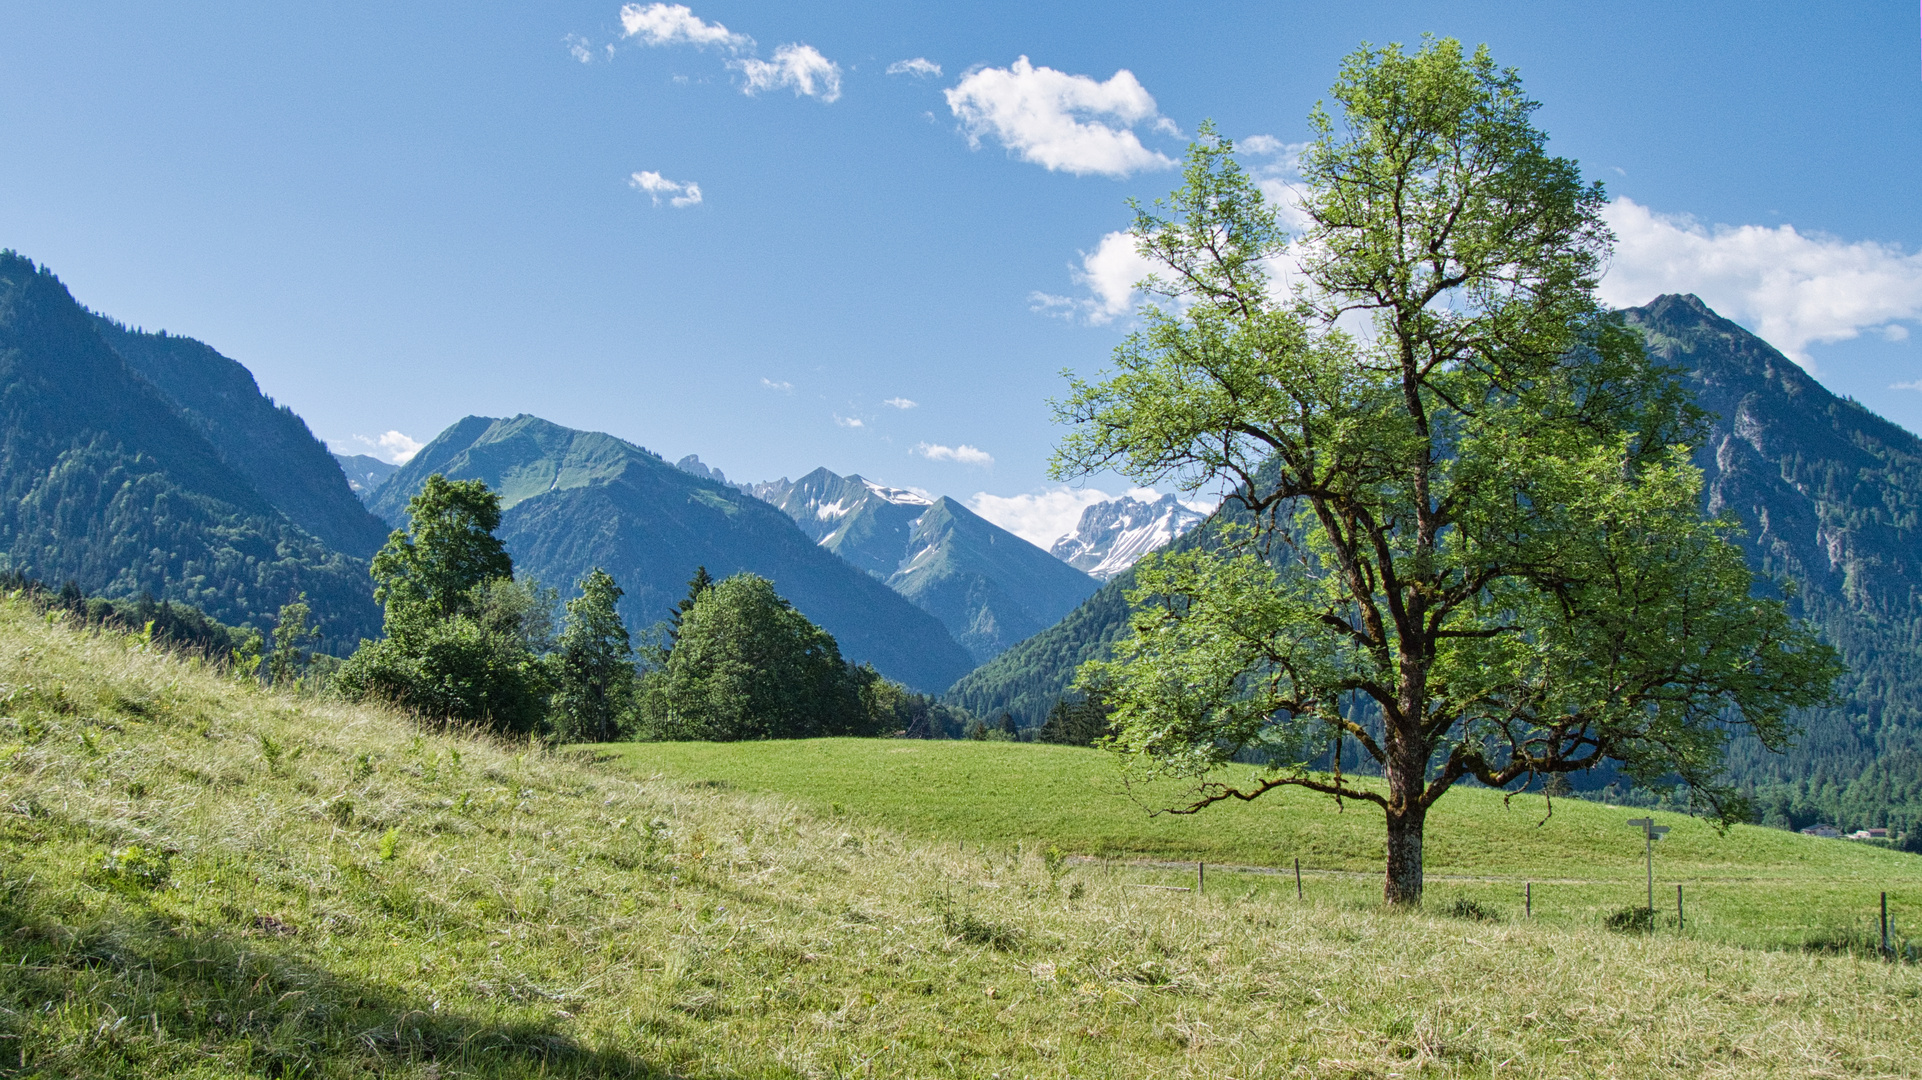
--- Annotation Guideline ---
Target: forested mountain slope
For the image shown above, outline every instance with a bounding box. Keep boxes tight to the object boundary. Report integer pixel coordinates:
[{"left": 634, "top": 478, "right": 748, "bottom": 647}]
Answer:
[
  {"left": 756, "top": 468, "right": 1099, "bottom": 663},
  {"left": 372, "top": 415, "right": 976, "bottom": 692},
  {"left": 0, "top": 253, "right": 379, "bottom": 647},
  {"left": 91, "top": 316, "right": 390, "bottom": 558},
  {"left": 949, "top": 296, "right": 1922, "bottom": 830},
  {"left": 1626, "top": 295, "right": 1922, "bottom": 821}
]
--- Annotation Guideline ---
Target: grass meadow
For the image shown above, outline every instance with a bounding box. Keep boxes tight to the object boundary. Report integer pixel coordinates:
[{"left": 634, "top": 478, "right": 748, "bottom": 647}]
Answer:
[
  {"left": 3, "top": 594, "right": 1920, "bottom": 1077},
  {"left": 597, "top": 739, "right": 1922, "bottom": 955}
]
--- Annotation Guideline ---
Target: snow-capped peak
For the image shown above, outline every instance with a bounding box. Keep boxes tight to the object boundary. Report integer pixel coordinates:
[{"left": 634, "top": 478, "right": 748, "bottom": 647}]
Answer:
[
  {"left": 862, "top": 479, "right": 932, "bottom": 506},
  {"left": 1050, "top": 493, "right": 1205, "bottom": 580}
]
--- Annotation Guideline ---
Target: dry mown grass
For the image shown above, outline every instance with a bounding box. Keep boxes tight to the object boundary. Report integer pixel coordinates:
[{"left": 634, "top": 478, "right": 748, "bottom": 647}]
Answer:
[{"left": 2, "top": 595, "right": 1919, "bottom": 1078}]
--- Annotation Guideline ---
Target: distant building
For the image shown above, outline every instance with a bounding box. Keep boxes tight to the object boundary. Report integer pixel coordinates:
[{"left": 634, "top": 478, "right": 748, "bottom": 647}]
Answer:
[
  {"left": 1800, "top": 824, "right": 1844, "bottom": 839},
  {"left": 1846, "top": 828, "right": 1890, "bottom": 841}
]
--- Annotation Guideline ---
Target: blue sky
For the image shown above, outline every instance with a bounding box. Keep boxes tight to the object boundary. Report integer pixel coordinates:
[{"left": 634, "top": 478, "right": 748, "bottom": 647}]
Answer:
[{"left": 2, "top": 1, "right": 1918, "bottom": 545}]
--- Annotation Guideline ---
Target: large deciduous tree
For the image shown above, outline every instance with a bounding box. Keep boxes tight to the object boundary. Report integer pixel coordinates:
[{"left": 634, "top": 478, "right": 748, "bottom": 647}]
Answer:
[{"left": 1054, "top": 39, "right": 1841, "bottom": 905}]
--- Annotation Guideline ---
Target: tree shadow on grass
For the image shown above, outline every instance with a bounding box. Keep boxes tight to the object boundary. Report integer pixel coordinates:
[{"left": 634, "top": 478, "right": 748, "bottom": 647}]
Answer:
[{"left": 0, "top": 869, "right": 787, "bottom": 1079}]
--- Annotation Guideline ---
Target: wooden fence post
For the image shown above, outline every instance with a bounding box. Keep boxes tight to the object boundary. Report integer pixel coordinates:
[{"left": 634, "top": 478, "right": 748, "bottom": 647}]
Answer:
[{"left": 1294, "top": 857, "right": 1302, "bottom": 900}]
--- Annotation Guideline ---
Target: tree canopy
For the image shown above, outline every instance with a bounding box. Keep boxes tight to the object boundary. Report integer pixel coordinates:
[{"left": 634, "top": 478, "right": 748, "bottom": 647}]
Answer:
[
  {"left": 638, "top": 573, "right": 876, "bottom": 741},
  {"left": 552, "top": 567, "right": 635, "bottom": 743},
  {"left": 337, "top": 474, "right": 551, "bottom": 732},
  {"left": 1053, "top": 38, "right": 1841, "bottom": 905}
]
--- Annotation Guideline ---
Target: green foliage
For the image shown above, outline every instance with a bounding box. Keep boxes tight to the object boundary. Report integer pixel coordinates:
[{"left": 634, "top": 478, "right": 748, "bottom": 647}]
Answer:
[
  {"left": 1051, "top": 42, "right": 1840, "bottom": 904},
  {"left": 337, "top": 475, "right": 550, "bottom": 732},
  {"left": 853, "top": 671, "right": 976, "bottom": 738},
  {"left": 663, "top": 564, "right": 713, "bottom": 654},
  {"left": 267, "top": 596, "right": 319, "bottom": 686},
  {"left": 636, "top": 573, "right": 874, "bottom": 741},
  {"left": 1, "top": 571, "right": 248, "bottom": 661},
  {"left": 551, "top": 567, "right": 635, "bottom": 743},
  {"left": 1037, "top": 693, "right": 1114, "bottom": 747},
  {"left": 370, "top": 474, "right": 513, "bottom": 622}
]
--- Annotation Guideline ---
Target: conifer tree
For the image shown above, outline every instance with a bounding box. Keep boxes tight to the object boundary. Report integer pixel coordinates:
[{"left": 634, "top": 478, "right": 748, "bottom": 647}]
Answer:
[{"left": 552, "top": 568, "right": 634, "bottom": 743}]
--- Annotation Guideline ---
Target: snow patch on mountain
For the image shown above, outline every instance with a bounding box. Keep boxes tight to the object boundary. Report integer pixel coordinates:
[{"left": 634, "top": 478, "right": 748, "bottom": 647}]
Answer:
[
  {"left": 1050, "top": 493, "right": 1206, "bottom": 580},
  {"left": 863, "top": 479, "right": 932, "bottom": 506}
]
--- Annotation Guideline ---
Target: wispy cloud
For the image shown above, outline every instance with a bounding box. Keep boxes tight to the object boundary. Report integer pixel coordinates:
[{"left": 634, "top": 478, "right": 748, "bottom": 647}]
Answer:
[
  {"left": 944, "top": 57, "right": 1176, "bottom": 178},
  {"left": 349, "top": 430, "right": 424, "bottom": 466},
  {"left": 887, "top": 57, "right": 942, "bottom": 78},
  {"left": 618, "top": 3, "right": 750, "bottom": 50},
  {"left": 760, "top": 378, "right": 793, "bottom": 392},
  {"left": 1600, "top": 197, "right": 1922, "bottom": 364},
  {"left": 913, "top": 442, "right": 993, "bottom": 467},
  {"left": 1892, "top": 379, "right": 1922, "bottom": 391},
  {"left": 629, "top": 170, "right": 702, "bottom": 208},
  {"left": 834, "top": 414, "right": 864, "bottom": 428},
  {"left": 564, "top": 34, "right": 597, "bottom": 63},
  {"left": 883, "top": 397, "right": 918, "bottom": 409},
  {"left": 733, "top": 44, "right": 842, "bottom": 102}
]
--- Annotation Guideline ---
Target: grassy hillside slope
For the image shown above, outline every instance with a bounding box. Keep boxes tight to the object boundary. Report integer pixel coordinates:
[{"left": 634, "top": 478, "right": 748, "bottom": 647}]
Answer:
[{"left": 4, "top": 598, "right": 1920, "bottom": 1077}]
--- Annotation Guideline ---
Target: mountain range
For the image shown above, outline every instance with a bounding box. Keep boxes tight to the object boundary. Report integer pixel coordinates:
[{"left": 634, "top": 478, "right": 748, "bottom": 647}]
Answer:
[
  {"left": 366, "top": 415, "right": 977, "bottom": 693},
  {"left": 12, "top": 244, "right": 1922, "bottom": 831},
  {"left": 949, "top": 295, "right": 1922, "bottom": 824},
  {"left": 336, "top": 454, "right": 399, "bottom": 501},
  {"left": 1050, "top": 493, "right": 1206, "bottom": 580},
  {"left": 751, "top": 468, "right": 1100, "bottom": 663},
  {"left": 0, "top": 253, "right": 382, "bottom": 647}
]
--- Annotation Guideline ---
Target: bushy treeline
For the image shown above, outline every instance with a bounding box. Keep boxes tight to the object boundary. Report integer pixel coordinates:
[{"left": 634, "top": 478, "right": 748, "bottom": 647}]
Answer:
[
  {"left": 0, "top": 570, "right": 251, "bottom": 656},
  {"left": 330, "top": 475, "right": 975, "bottom": 743}
]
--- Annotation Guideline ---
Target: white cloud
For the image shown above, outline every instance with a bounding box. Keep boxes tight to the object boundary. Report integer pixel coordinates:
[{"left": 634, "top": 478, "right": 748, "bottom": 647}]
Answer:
[
  {"left": 1600, "top": 197, "right": 1922, "bottom": 364},
  {"left": 913, "top": 442, "right": 994, "bottom": 467},
  {"left": 1238, "top": 134, "right": 1284, "bottom": 155},
  {"left": 618, "top": 3, "right": 750, "bottom": 50},
  {"left": 761, "top": 378, "right": 793, "bottom": 392},
  {"left": 1031, "top": 228, "right": 1158, "bottom": 324},
  {"left": 1892, "top": 379, "right": 1922, "bottom": 392},
  {"left": 565, "top": 34, "right": 596, "bottom": 63},
  {"left": 943, "top": 56, "right": 1176, "bottom": 178},
  {"left": 883, "top": 397, "right": 918, "bottom": 409},
  {"left": 834, "top": 414, "right": 864, "bottom": 428},
  {"left": 351, "top": 430, "right": 424, "bottom": 466},
  {"left": 887, "top": 57, "right": 942, "bottom": 78},
  {"left": 629, "top": 170, "right": 703, "bottom": 208},
  {"left": 732, "top": 43, "right": 842, "bottom": 102}
]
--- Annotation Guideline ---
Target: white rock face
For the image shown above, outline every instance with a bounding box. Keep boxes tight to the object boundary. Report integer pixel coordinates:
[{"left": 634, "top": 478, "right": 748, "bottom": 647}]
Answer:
[{"left": 1050, "top": 494, "right": 1205, "bottom": 580}]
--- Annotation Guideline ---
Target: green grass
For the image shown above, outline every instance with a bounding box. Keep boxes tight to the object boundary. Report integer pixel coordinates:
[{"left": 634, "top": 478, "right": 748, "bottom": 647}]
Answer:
[
  {"left": 598, "top": 738, "right": 1922, "bottom": 952},
  {"left": 4, "top": 594, "right": 1922, "bottom": 1078}
]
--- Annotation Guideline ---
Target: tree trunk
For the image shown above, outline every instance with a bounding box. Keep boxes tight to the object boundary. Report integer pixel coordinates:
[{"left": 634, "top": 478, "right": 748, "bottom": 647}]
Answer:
[{"left": 1384, "top": 805, "right": 1426, "bottom": 906}]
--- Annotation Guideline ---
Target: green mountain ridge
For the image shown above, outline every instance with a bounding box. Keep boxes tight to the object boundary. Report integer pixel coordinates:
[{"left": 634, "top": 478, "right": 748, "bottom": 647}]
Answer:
[
  {"left": 0, "top": 253, "right": 380, "bottom": 647},
  {"left": 756, "top": 467, "right": 1100, "bottom": 662},
  {"left": 370, "top": 415, "right": 977, "bottom": 693},
  {"left": 91, "top": 316, "right": 391, "bottom": 559},
  {"left": 947, "top": 296, "right": 1922, "bottom": 827}
]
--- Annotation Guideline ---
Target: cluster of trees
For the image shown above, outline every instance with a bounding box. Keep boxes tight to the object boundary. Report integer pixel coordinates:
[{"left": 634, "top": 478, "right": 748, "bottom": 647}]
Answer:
[{"left": 331, "top": 474, "right": 954, "bottom": 742}]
